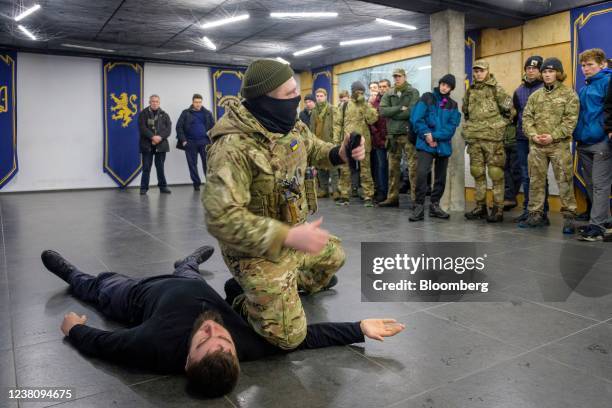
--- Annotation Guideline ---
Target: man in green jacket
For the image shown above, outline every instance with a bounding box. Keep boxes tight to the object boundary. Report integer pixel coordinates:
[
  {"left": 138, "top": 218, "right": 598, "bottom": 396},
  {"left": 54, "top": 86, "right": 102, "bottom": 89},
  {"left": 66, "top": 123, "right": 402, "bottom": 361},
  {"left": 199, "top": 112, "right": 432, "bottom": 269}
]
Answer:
[
  {"left": 378, "top": 68, "right": 420, "bottom": 207},
  {"left": 310, "top": 88, "right": 339, "bottom": 198}
]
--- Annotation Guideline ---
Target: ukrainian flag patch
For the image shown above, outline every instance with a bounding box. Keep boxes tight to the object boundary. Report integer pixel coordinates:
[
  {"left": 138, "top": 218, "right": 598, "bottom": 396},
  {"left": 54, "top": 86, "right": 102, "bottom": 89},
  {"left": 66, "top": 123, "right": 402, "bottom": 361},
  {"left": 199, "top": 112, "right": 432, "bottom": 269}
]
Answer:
[{"left": 290, "top": 139, "right": 299, "bottom": 151}]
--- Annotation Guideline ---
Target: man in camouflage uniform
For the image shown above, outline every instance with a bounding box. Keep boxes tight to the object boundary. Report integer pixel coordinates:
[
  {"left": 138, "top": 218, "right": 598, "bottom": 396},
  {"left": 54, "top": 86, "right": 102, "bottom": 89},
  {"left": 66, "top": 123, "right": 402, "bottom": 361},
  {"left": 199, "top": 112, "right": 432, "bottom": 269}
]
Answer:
[
  {"left": 463, "top": 60, "right": 515, "bottom": 222},
  {"left": 334, "top": 81, "right": 378, "bottom": 206},
  {"left": 202, "top": 59, "right": 366, "bottom": 350},
  {"left": 521, "top": 57, "right": 579, "bottom": 234},
  {"left": 379, "top": 68, "right": 420, "bottom": 207},
  {"left": 310, "top": 88, "right": 339, "bottom": 198}
]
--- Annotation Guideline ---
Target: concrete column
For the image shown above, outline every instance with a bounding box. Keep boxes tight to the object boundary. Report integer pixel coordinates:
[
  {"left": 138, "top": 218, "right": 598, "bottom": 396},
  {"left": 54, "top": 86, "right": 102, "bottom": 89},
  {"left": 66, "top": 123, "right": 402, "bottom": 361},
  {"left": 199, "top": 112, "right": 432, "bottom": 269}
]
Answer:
[{"left": 430, "top": 9, "right": 466, "bottom": 212}]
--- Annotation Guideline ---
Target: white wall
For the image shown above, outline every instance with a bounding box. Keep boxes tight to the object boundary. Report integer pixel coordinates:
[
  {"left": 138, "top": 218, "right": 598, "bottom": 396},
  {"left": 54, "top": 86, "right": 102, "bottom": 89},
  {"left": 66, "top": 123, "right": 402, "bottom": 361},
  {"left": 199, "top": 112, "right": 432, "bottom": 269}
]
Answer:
[{"left": 3, "top": 54, "right": 214, "bottom": 192}]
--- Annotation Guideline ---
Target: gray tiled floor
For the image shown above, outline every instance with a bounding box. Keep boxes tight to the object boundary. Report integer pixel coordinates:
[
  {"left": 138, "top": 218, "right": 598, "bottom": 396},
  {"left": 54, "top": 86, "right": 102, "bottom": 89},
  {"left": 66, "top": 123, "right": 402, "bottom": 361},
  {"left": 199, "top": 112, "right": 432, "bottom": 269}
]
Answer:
[{"left": 0, "top": 187, "right": 611, "bottom": 407}]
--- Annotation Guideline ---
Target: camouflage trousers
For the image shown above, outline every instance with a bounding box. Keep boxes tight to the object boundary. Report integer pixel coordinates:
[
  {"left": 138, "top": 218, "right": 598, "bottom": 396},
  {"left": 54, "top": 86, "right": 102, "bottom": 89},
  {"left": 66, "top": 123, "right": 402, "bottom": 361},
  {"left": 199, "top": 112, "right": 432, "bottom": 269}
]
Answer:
[
  {"left": 317, "top": 166, "right": 339, "bottom": 194},
  {"left": 386, "top": 134, "right": 417, "bottom": 201},
  {"left": 338, "top": 149, "right": 374, "bottom": 200},
  {"left": 224, "top": 236, "right": 345, "bottom": 350},
  {"left": 467, "top": 140, "right": 506, "bottom": 207},
  {"left": 528, "top": 142, "right": 577, "bottom": 216}
]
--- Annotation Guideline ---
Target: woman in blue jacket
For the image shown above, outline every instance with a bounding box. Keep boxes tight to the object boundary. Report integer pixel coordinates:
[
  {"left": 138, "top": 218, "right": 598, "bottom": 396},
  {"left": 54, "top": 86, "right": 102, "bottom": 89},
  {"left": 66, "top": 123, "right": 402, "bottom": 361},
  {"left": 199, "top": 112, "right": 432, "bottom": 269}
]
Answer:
[
  {"left": 409, "top": 74, "right": 461, "bottom": 221},
  {"left": 574, "top": 49, "right": 612, "bottom": 241}
]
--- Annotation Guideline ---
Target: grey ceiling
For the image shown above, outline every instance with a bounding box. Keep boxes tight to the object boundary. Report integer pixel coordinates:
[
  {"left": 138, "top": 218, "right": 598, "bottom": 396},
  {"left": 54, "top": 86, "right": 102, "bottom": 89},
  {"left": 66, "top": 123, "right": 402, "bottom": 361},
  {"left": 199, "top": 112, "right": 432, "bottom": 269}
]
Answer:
[{"left": 0, "top": 0, "right": 599, "bottom": 71}]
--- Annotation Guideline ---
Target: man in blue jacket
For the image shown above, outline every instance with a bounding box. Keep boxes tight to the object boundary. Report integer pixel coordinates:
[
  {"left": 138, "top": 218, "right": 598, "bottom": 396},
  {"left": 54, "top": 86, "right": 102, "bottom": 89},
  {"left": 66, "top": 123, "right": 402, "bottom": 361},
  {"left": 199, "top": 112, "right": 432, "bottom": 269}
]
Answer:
[
  {"left": 408, "top": 74, "right": 461, "bottom": 221},
  {"left": 176, "top": 94, "right": 215, "bottom": 191},
  {"left": 574, "top": 49, "right": 612, "bottom": 241}
]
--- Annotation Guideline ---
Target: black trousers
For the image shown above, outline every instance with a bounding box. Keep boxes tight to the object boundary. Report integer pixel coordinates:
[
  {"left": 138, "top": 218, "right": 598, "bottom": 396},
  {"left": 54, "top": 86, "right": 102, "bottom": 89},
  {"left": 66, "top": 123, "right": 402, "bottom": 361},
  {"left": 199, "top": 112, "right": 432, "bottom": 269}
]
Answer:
[
  {"left": 141, "top": 150, "right": 167, "bottom": 190},
  {"left": 69, "top": 259, "right": 203, "bottom": 324},
  {"left": 415, "top": 150, "right": 448, "bottom": 205},
  {"left": 504, "top": 145, "right": 522, "bottom": 201},
  {"left": 184, "top": 143, "right": 207, "bottom": 187}
]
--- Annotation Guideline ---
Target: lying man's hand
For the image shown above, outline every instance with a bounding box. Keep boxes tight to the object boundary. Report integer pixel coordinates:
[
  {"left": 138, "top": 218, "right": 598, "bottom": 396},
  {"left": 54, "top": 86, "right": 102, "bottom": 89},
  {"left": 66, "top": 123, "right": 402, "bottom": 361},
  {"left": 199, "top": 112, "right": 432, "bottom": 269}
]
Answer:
[
  {"left": 61, "top": 312, "right": 87, "bottom": 336},
  {"left": 360, "top": 318, "right": 405, "bottom": 341},
  {"left": 284, "top": 217, "right": 330, "bottom": 255}
]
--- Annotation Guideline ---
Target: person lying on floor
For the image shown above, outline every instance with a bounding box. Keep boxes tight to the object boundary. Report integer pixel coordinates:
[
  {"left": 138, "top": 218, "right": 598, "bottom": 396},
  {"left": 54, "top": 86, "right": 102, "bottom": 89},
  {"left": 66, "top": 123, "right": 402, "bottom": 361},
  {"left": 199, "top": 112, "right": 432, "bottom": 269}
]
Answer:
[{"left": 41, "top": 246, "right": 404, "bottom": 398}]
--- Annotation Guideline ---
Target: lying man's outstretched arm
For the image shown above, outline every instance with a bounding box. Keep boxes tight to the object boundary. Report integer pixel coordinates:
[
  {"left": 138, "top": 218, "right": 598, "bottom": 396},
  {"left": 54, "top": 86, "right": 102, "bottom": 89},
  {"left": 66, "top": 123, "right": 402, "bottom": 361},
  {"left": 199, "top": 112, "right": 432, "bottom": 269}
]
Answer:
[{"left": 298, "top": 319, "right": 405, "bottom": 350}]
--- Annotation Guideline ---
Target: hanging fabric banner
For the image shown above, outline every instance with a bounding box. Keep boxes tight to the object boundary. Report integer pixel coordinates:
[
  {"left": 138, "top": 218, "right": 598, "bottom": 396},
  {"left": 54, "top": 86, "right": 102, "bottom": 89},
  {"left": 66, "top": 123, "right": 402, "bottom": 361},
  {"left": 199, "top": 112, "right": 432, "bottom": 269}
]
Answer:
[
  {"left": 0, "top": 51, "right": 17, "bottom": 189},
  {"left": 211, "top": 67, "right": 245, "bottom": 121},
  {"left": 464, "top": 30, "right": 480, "bottom": 89},
  {"left": 312, "top": 65, "right": 333, "bottom": 99},
  {"left": 570, "top": 2, "right": 612, "bottom": 198},
  {"left": 102, "top": 60, "right": 144, "bottom": 187}
]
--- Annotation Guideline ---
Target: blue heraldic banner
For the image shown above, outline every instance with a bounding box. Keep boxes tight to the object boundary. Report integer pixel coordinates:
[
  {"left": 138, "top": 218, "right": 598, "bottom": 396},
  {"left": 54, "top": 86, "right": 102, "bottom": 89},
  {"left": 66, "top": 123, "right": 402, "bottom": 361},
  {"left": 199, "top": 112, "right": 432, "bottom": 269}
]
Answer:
[
  {"left": 103, "top": 60, "right": 144, "bottom": 187},
  {"left": 0, "top": 51, "right": 17, "bottom": 189},
  {"left": 570, "top": 1, "right": 612, "bottom": 199},
  {"left": 312, "top": 65, "right": 332, "bottom": 100},
  {"left": 464, "top": 30, "right": 479, "bottom": 89},
  {"left": 211, "top": 67, "right": 245, "bottom": 121}
]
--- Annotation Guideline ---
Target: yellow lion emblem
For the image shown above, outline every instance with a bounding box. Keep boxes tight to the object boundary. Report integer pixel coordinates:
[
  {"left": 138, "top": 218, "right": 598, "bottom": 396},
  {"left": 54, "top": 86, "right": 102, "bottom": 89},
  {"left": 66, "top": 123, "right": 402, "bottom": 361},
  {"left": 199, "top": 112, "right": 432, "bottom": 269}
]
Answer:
[{"left": 110, "top": 92, "right": 138, "bottom": 128}]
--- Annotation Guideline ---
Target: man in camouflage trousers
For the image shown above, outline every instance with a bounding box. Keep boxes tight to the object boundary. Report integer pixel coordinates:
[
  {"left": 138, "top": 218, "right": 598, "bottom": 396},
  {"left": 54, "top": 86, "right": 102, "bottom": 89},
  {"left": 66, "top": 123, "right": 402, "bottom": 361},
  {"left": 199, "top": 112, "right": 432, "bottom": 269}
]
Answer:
[
  {"left": 521, "top": 57, "right": 579, "bottom": 234},
  {"left": 378, "top": 68, "right": 420, "bottom": 207},
  {"left": 203, "top": 59, "right": 366, "bottom": 350},
  {"left": 334, "top": 81, "right": 378, "bottom": 207},
  {"left": 310, "top": 88, "right": 339, "bottom": 198},
  {"left": 463, "top": 60, "right": 515, "bottom": 223}
]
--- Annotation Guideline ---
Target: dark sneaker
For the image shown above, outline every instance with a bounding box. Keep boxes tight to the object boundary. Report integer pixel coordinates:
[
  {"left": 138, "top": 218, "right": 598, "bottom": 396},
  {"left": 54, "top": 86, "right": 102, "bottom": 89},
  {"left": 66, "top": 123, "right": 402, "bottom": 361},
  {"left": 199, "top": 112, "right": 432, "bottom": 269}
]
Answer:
[
  {"left": 174, "top": 245, "right": 215, "bottom": 269},
  {"left": 465, "top": 205, "right": 487, "bottom": 220},
  {"left": 140, "top": 189, "right": 147, "bottom": 195},
  {"left": 563, "top": 217, "right": 576, "bottom": 235},
  {"left": 577, "top": 224, "right": 604, "bottom": 241},
  {"left": 160, "top": 187, "right": 172, "bottom": 194},
  {"left": 486, "top": 206, "right": 504, "bottom": 223},
  {"left": 41, "top": 250, "right": 76, "bottom": 283},
  {"left": 194, "top": 185, "right": 200, "bottom": 191},
  {"left": 378, "top": 198, "right": 399, "bottom": 208},
  {"left": 514, "top": 211, "right": 529, "bottom": 223},
  {"left": 429, "top": 203, "right": 450, "bottom": 219},
  {"left": 409, "top": 204, "right": 425, "bottom": 221},
  {"left": 575, "top": 211, "right": 590, "bottom": 222},
  {"left": 364, "top": 199, "right": 374, "bottom": 207}
]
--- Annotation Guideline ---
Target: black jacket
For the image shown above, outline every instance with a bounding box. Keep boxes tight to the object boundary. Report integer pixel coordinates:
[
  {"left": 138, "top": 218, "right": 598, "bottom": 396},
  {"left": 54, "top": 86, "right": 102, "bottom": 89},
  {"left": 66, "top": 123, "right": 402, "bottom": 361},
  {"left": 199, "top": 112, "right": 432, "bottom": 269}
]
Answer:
[
  {"left": 176, "top": 106, "right": 215, "bottom": 147},
  {"left": 605, "top": 76, "right": 612, "bottom": 134},
  {"left": 68, "top": 275, "right": 364, "bottom": 373},
  {"left": 138, "top": 107, "right": 172, "bottom": 153},
  {"left": 299, "top": 109, "right": 312, "bottom": 127}
]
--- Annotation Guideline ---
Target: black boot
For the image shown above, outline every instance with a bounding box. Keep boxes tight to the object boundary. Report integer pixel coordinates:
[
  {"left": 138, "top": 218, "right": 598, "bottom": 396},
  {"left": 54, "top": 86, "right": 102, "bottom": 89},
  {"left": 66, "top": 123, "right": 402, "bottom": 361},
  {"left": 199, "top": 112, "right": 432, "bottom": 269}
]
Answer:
[
  {"left": 324, "top": 275, "right": 338, "bottom": 290},
  {"left": 487, "top": 206, "right": 504, "bottom": 223},
  {"left": 41, "top": 250, "right": 76, "bottom": 283},
  {"left": 159, "top": 186, "right": 172, "bottom": 194},
  {"left": 465, "top": 204, "right": 487, "bottom": 220},
  {"left": 409, "top": 204, "right": 425, "bottom": 221},
  {"left": 174, "top": 245, "right": 215, "bottom": 269},
  {"left": 429, "top": 202, "right": 450, "bottom": 219}
]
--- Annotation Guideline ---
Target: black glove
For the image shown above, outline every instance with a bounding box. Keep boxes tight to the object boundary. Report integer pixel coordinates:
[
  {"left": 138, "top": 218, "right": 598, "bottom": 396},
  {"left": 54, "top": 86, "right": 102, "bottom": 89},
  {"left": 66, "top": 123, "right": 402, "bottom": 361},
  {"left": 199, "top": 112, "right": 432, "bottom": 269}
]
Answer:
[{"left": 346, "top": 132, "right": 361, "bottom": 172}]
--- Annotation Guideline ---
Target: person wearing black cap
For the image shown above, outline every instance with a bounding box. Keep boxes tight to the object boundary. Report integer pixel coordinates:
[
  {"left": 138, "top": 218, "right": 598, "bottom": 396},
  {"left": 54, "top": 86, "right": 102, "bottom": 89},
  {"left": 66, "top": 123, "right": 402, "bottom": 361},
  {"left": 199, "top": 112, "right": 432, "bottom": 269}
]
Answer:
[
  {"left": 299, "top": 94, "right": 315, "bottom": 126},
  {"left": 522, "top": 57, "right": 580, "bottom": 234},
  {"left": 408, "top": 74, "right": 461, "bottom": 221},
  {"left": 202, "top": 59, "right": 367, "bottom": 350},
  {"left": 512, "top": 56, "right": 548, "bottom": 223}
]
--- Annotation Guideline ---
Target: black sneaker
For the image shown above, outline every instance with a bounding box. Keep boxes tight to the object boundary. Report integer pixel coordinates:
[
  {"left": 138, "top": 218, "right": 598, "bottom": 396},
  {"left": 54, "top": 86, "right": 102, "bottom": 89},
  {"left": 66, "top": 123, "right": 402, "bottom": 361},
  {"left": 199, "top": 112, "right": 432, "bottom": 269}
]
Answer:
[
  {"left": 194, "top": 185, "right": 200, "bottom": 191},
  {"left": 159, "top": 187, "right": 172, "bottom": 194},
  {"left": 429, "top": 203, "right": 450, "bottom": 219},
  {"left": 577, "top": 224, "right": 604, "bottom": 241},
  {"left": 514, "top": 211, "right": 529, "bottom": 223},
  {"left": 140, "top": 189, "right": 147, "bottom": 195},
  {"left": 173, "top": 245, "right": 214, "bottom": 269},
  {"left": 575, "top": 211, "right": 590, "bottom": 222},
  {"left": 409, "top": 204, "right": 425, "bottom": 221},
  {"left": 41, "top": 250, "right": 76, "bottom": 283}
]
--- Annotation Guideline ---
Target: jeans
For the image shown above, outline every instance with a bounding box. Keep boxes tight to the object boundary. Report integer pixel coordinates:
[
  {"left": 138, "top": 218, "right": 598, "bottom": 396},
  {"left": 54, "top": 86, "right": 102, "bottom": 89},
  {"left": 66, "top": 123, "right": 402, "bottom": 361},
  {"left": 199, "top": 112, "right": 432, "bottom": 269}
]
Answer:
[
  {"left": 371, "top": 147, "right": 388, "bottom": 198},
  {"left": 415, "top": 150, "right": 448, "bottom": 205},
  {"left": 141, "top": 150, "right": 167, "bottom": 190},
  {"left": 504, "top": 144, "right": 522, "bottom": 201}
]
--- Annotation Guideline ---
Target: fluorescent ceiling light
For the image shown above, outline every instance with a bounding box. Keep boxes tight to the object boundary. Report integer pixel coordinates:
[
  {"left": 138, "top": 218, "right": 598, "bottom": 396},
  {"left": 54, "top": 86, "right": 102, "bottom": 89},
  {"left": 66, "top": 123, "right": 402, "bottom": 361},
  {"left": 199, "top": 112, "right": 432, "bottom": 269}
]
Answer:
[
  {"left": 275, "top": 57, "right": 290, "bottom": 64},
  {"left": 375, "top": 18, "right": 417, "bottom": 30},
  {"left": 270, "top": 12, "right": 338, "bottom": 18},
  {"left": 339, "top": 36, "right": 392, "bottom": 46},
  {"left": 62, "top": 43, "right": 115, "bottom": 52},
  {"left": 153, "top": 49, "right": 194, "bottom": 55},
  {"left": 200, "top": 14, "right": 249, "bottom": 29},
  {"left": 15, "top": 4, "right": 41, "bottom": 22},
  {"left": 418, "top": 65, "right": 431, "bottom": 70},
  {"left": 17, "top": 25, "right": 36, "bottom": 40},
  {"left": 202, "top": 36, "right": 217, "bottom": 50},
  {"left": 293, "top": 45, "right": 323, "bottom": 56}
]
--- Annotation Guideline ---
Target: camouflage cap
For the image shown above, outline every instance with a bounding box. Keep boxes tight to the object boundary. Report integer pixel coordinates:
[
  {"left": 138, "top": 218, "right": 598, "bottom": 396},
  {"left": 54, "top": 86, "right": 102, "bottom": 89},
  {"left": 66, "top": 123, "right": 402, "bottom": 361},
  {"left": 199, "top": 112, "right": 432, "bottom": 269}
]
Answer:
[
  {"left": 392, "top": 68, "right": 406, "bottom": 76},
  {"left": 473, "top": 60, "right": 489, "bottom": 70}
]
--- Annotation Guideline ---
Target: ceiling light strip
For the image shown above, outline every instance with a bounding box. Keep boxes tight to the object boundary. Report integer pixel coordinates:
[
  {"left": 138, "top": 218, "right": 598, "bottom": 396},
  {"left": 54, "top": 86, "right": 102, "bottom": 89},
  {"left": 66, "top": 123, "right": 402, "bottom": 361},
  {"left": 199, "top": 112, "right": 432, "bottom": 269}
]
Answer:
[
  {"left": 15, "top": 4, "right": 41, "bottom": 22},
  {"left": 201, "top": 14, "right": 249, "bottom": 29},
  {"left": 61, "top": 43, "right": 115, "bottom": 52},
  {"left": 375, "top": 18, "right": 417, "bottom": 30},
  {"left": 17, "top": 25, "right": 37, "bottom": 40},
  {"left": 339, "top": 36, "right": 392, "bottom": 46},
  {"left": 270, "top": 12, "right": 338, "bottom": 18},
  {"left": 293, "top": 45, "right": 323, "bottom": 56}
]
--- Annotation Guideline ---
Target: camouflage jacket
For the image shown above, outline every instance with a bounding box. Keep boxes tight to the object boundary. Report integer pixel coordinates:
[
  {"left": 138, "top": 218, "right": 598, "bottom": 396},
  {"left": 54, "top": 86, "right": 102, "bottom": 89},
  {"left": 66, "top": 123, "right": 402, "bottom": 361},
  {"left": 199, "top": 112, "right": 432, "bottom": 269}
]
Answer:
[
  {"left": 333, "top": 98, "right": 378, "bottom": 148},
  {"left": 309, "top": 102, "right": 337, "bottom": 143},
  {"left": 379, "top": 84, "right": 420, "bottom": 135},
  {"left": 462, "top": 74, "right": 515, "bottom": 142},
  {"left": 202, "top": 103, "right": 336, "bottom": 262},
  {"left": 522, "top": 81, "right": 579, "bottom": 143}
]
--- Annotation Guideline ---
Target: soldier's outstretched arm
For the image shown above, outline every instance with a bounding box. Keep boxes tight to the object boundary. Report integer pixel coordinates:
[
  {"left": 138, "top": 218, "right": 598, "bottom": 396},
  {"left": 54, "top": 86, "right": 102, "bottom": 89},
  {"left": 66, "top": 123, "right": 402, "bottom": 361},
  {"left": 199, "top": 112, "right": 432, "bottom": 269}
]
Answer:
[
  {"left": 300, "top": 122, "right": 337, "bottom": 169},
  {"left": 554, "top": 92, "right": 580, "bottom": 141},
  {"left": 203, "top": 140, "right": 290, "bottom": 261}
]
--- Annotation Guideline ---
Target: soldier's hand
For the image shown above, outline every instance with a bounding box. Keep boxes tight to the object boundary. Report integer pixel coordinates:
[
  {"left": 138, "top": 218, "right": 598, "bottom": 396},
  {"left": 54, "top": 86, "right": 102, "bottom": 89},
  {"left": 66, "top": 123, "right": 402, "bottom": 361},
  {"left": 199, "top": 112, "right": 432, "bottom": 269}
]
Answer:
[
  {"left": 540, "top": 134, "right": 553, "bottom": 145},
  {"left": 61, "top": 312, "right": 87, "bottom": 336},
  {"left": 360, "top": 318, "right": 405, "bottom": 341},
  {"left": 284, "top": 217, "right": 330, "bottom": 254},
  {"left": 339, "top": 133, "right": 366, "bottom": 162}
]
